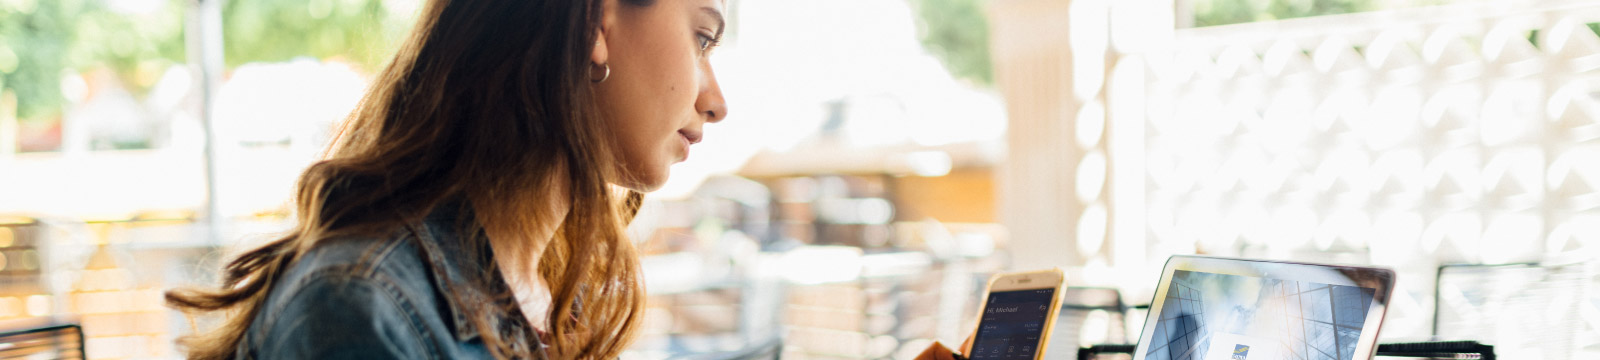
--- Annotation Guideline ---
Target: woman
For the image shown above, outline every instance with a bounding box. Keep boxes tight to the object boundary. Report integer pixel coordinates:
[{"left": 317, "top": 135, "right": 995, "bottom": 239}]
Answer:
[{"left": 166, "top": 0, "right": 727, "bottom": 358}]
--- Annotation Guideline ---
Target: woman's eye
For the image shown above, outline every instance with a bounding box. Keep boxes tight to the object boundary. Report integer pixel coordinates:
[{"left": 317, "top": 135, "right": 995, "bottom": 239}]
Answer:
[{"left": 696, "top": 33, "right": 719, "bottom": 52}]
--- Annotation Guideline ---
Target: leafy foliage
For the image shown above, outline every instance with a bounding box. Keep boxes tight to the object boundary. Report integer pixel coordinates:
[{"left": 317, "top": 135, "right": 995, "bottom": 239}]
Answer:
[
  {"left": 0, "top": 0, "right": 409, "bottom": 123},
  {"left": 905, "top": 0, "right": 1383, "bottom": 87},
  {"left": 908, "top": 0, "right": 993, "bottom": 87},
  {"left": 0, "top": 0, "right": 183, "bottom": 121},
  {"left": 220, "top": 0, "right": 404, "bottom": 71},
  {"left": 1194, "top": 0, "right": 1378, "bottom": 27},
  {"left": 1, "top": 0, "right": 71, "bottom": 121}
]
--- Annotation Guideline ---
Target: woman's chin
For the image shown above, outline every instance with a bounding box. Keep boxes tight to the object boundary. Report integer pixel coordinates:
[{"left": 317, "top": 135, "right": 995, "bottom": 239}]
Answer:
[{"left": 613, "top": 170, "right": 668, "bottom": 193}]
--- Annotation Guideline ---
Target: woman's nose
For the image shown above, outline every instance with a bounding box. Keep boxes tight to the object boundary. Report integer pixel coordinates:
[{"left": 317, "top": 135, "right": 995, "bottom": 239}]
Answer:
[{"left": 696, "top": 66, "right": 728, "bottom": 123}]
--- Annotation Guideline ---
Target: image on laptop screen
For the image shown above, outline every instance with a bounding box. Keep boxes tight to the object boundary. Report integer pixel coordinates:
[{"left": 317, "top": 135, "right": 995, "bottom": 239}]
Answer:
[{"left": 1145, "top": 270, "right": 1377, "bottom": 360}]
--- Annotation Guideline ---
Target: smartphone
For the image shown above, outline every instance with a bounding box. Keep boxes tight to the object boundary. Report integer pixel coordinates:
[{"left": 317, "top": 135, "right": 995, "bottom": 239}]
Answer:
[{"left": 964, "top": 269, "right": 1066, "bottom": 360}]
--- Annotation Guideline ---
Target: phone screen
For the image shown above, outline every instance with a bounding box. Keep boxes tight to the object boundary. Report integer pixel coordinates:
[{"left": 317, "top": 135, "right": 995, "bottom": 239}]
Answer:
[{"left": 970, "top": 288, "right": 1055, "bottom": 360}]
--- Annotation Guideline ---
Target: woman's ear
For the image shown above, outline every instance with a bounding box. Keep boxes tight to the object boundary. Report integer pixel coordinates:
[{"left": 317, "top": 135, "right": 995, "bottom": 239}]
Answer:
[
  {"left": 592, "top": 34, "right": 609, "bottom": 66},
  {"left": 591, "top": 0, "right": 617, "bottom": 66}
]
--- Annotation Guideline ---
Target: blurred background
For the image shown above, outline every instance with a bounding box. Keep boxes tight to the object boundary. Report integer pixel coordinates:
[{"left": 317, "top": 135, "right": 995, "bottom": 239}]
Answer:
[{"left": 3, "top": 0, "right": 1599, "bottom": 358}]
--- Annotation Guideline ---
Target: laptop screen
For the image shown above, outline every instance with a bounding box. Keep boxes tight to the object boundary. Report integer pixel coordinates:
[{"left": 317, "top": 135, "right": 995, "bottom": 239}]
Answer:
[{"left": 1145, "top": 270, "right": 1377, "bottom": 360}]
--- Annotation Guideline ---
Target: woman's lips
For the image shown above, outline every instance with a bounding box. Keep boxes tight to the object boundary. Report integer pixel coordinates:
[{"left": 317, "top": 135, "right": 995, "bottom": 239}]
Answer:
[
  {"left": 678, "top": 129, "right": 703, "bottom": 144},
  {"left": 677, "top": 131, "right": 695, "bottom": 161}
]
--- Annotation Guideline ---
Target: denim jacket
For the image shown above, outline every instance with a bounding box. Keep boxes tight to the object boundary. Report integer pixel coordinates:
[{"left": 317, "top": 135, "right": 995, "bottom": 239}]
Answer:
[{"left": 236, "top": 207, "right": 548, "bottom": 359}]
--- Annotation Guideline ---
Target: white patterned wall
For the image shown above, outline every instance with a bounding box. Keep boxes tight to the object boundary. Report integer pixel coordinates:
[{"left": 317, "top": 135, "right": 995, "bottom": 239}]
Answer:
[{"left": 1108, "top": 0, "right": 1600, "bottom": 342}]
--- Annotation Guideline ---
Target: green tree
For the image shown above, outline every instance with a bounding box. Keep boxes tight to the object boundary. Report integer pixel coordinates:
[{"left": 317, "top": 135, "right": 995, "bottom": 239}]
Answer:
[
  {"left": 1, "top": 0, "right": 409, "bottom": 124},
  {"left": 908, "top": 0, "right": 993, "bottom": 87},
  {"left": 1, "top": 0, "right": 90, "bottom": 121},
  {"left": 905, "top": 0, "right": 1380, "bottom": 86},
  {"left": 1194, "top": 0, "right": 1378, "bottom": 27},
  {"left": 70, "top": 0, "right": 188, "bottom": 93},
  {"left": 2, "top": 0, "right": 185, "bottom": 122},
  {"left": 221, "top": 0, "right": 404, "bottom": 71}
]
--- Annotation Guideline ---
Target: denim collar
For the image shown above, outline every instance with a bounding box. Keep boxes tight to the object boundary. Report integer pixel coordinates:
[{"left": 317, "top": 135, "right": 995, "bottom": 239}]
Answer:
[{"left": 407, "top": 203, "right": 542, "bottom": 355}]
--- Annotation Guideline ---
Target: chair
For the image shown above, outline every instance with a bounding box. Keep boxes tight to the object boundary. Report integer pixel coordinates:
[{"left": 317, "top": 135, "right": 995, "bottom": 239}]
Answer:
[
  {"left": 671, "top": 337, "right": 782, "bottom": 360},
  {"left": 1433, "top": 257, "right": 1598, "bottom": 358},
  {"left": 0, "top": 323, "right": 87, "bottom": 360},
  {"left": 1048, "top": 287, "right": 1131, "bottom": 355},
  {"left": 1077, "top": 341, "right": 1494, "bottom": 360}
]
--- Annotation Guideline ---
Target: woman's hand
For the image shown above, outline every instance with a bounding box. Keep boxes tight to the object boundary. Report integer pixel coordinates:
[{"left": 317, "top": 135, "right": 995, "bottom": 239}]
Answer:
[{"left": 913, "top": 334, "right": 974, "bottom": 360}]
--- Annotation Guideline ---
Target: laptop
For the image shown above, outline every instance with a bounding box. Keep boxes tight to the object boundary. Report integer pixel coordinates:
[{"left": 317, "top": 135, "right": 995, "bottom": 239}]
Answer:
[{"left": 1132, "top": 255, "right": 1396, "bottom": 360}]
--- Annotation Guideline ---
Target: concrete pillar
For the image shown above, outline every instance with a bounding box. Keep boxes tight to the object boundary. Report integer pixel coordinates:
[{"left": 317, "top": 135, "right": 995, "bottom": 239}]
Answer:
[
  {"left": 989, "top": 0, "right": 1091, "bottom": 271},
  {"left": 989, "top": 0, "right": 1173, "bottom": 276}
]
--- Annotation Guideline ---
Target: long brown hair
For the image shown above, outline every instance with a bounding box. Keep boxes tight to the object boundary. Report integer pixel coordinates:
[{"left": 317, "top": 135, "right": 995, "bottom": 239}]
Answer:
[{"left": 165, "top": 0, "right": 651, "bottom": 358}]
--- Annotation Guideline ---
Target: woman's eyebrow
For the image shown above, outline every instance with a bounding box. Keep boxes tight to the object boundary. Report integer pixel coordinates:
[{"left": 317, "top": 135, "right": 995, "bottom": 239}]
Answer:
[{"left": 700, "top": 6, "right": 726, "bottom": 38}]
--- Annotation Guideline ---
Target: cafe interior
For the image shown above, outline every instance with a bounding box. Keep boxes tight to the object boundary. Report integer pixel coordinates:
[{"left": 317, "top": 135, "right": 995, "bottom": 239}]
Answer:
[{"left": 2, "top": 0, "right": 1598, "bottom": 358}]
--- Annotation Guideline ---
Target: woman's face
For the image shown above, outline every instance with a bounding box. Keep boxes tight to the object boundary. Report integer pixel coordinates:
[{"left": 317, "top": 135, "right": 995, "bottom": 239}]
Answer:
[{"left": 592, "top": 0, "right": 729, "bottom": 192}]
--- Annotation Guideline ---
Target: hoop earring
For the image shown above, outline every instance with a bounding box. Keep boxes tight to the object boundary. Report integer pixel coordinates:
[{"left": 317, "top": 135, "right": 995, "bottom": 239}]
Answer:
[{"left": 591, "top": 62, "right": 611, "bottom": 83}]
